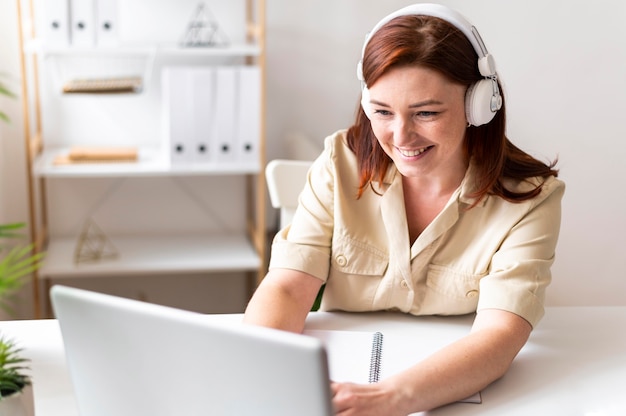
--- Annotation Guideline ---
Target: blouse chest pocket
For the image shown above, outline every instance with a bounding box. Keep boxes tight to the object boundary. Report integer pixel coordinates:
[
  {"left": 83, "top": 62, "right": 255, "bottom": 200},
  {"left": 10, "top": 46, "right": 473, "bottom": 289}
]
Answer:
[
  {"left": 330, "top": 237, "right": 388, "bottom": 276},
  {"left": 425, "top": 264, "right": 485, "bottom": 301},
  {"left": 325, "top": 238, "right": 388, "bottom": 311}
]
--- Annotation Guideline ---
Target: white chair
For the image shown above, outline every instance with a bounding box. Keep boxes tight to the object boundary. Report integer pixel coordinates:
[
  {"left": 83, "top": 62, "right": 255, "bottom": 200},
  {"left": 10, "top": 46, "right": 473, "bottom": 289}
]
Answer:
[
  {"left": 265, "top": 159, "right": 313, "bottom": 228},
  {"left": 265, "top": 159, "right": 324, "bottom": 310}
]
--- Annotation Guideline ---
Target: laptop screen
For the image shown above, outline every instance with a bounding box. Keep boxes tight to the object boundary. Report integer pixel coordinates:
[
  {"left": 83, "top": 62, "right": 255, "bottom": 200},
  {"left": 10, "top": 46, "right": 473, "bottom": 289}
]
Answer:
[{"left": 50, "top": 285, "right": 334, "bottom": 416}]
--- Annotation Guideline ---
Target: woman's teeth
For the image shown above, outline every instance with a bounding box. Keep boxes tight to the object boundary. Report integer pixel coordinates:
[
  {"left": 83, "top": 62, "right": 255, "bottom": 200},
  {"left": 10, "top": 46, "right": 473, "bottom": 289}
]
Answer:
[{"left": 399, "top": 146, "right": 429, "bottom": 157}]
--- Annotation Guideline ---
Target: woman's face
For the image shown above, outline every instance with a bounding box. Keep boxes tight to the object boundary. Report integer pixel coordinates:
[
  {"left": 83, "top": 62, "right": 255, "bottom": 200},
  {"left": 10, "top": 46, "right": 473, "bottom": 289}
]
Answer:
[{"left": 366, "top": 65, "right": 469, "bottom": 180}]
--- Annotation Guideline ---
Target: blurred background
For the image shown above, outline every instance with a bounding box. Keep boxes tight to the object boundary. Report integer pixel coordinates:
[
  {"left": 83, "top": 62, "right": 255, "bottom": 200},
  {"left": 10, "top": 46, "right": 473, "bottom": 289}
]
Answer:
[{"left": 2, "top": 0, "right": 625, "bottom": 318}]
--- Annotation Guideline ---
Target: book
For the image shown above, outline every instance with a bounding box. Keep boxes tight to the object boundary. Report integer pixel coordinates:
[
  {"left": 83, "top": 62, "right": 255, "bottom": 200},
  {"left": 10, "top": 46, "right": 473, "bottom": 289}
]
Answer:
[
  {"left": 62, "top": 77, "right": 143, "bottom": 94},
  {"left": 68, "top": 146, "right": 138, "bottom": 162},
  {"left": 304, "top": 329, "right": 481, "bottom": 404},
  {"left": 53, "top": 146, "right": 138, "bottom": 165}
]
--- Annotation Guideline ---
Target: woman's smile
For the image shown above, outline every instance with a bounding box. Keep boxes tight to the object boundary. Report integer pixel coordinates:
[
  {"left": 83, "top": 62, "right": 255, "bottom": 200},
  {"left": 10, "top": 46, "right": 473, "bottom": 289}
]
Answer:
[{"left": 396, "top": 145, "right": 434, "bottom": 158}]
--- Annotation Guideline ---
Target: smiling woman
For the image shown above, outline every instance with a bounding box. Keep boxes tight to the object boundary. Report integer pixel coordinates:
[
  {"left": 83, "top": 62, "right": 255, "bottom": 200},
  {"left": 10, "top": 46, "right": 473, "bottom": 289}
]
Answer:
[{"left": 244, "top": 4, "right": 564, "bottom": 415}]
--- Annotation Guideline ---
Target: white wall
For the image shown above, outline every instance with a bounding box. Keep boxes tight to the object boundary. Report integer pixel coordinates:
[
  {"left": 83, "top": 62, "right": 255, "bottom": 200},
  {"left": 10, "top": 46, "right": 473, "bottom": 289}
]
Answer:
[{"left": 2, "top": 0, "right": 626, "bottom": 316}]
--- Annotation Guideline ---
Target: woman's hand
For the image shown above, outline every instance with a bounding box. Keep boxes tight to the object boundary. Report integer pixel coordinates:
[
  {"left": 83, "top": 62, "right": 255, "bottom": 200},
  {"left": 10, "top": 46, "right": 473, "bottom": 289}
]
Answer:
[
  {"left": 331, "top": 309, "right": 531, "bottom": 415},
  {"left": 331, "top": 380, "right": 410, "bottom": 416}
]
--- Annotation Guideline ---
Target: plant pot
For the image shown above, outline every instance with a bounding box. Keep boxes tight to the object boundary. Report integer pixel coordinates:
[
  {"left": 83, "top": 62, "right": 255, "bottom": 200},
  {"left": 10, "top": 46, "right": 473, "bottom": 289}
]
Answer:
[{"left": 0, "top": 384, "right": 34, "bottom": 416}]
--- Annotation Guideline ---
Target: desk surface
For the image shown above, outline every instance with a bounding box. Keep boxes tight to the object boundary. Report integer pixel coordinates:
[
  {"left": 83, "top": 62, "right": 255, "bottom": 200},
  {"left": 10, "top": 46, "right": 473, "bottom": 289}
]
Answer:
[{"left": 1, "top": 306, "right": 625, "bottom": 416}]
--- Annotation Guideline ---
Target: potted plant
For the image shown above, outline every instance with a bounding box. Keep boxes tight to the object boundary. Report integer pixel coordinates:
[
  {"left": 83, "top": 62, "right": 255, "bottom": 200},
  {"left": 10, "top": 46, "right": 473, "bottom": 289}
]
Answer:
[
  {"left": 0, "top": 222, "right": 40, "bottom": 414},
  {"left": 0, "top": 231, "right": 41, "bottom": 416},
  {"left": 0, "top": 223, "right": 42, "bottom": 416},
  {"left": 0, "top": 335, "right": 32, "bottom": 410}
]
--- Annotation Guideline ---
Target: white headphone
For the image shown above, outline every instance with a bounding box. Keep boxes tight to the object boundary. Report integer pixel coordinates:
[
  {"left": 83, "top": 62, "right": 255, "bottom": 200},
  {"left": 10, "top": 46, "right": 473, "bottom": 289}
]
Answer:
[{"left": 357, "top": 3, "right": 502, "bottom": 126}]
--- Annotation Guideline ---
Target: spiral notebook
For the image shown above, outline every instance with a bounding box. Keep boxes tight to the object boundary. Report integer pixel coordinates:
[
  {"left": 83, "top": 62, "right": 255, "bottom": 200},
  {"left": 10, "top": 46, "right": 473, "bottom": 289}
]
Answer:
[{"left": 304, "top": 329, "right": 481, "bottom": 404}]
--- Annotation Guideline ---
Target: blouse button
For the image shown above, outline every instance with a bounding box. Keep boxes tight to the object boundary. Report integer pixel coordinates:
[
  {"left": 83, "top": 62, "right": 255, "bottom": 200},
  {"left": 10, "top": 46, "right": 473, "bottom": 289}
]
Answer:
[
  {"left": 335, "top": 255, "right": 348, "bottom": 267},
  {"left": 465, "top": 290, "right": 479, "bottom": 298},
  {"left": 400, "top": 280, "right": 409, "bottom": 289}
]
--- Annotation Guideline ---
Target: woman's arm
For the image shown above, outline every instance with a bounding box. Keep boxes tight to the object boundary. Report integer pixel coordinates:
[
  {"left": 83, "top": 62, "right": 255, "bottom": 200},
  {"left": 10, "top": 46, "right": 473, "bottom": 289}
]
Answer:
[
  {"left": 243, "top": 268, "right": 324, "bottom": 333},
  {"left": 332, "top": 309, "right": 531, "bottom": 415}
]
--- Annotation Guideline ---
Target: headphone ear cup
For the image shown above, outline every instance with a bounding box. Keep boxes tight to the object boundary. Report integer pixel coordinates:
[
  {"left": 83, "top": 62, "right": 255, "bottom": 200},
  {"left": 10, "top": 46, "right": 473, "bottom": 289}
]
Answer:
[
  {"left": 360, "top": 86, "right": 373, "bottom": 119},
  {"left": 465, "top": 80, "right": 498, "bottom": 126}
]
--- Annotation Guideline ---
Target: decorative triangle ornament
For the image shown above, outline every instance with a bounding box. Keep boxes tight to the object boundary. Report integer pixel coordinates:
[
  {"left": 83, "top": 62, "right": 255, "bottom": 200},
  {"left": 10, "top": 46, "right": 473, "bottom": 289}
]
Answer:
[
  {"left": 74, "top": 220, "right": 118, "bottom": 264},
  {"left": 180, "top": 3, "right": 229, "bottom": 47}
]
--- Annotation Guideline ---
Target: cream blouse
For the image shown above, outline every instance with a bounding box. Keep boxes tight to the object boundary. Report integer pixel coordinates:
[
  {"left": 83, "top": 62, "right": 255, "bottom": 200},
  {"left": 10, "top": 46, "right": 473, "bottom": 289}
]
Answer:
[{"left": 269, "top": 130, "right": 565, "bottom": 328}]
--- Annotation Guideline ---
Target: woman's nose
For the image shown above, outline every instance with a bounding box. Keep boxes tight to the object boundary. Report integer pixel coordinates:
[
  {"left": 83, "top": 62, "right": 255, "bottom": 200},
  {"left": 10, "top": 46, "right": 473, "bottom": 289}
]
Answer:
[{"left": 392, "top": 117, "right": 412, "bottom": 142}]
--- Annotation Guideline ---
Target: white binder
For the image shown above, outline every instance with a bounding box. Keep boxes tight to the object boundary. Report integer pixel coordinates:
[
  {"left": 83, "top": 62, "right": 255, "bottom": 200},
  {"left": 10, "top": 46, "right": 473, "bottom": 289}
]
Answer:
[
  {"left": 162, "top": 67, "right": 194, "bottom": 165},
  {"left": 191, "top": 68, "right": 214, "bottom": 164},
  {"left": 95, "top": 0, "right": 118, "bottom": 47},
  {"left": 213, "top": 67, "right": 237, "bottom": 163},
  {"left": 70, "top": 0, "right": 96, "bottom": 47},
  {"left": 235, "top": 66, "right": 261, "bottom": 164},
  {"left": 42, "top": 0, "right": 71, "bottom": 47}
]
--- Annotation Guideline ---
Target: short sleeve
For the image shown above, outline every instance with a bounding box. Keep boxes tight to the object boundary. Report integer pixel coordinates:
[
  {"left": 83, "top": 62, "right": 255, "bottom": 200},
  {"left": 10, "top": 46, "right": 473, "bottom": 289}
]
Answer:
[
  {"left": 268, "top": 132, "right": 343, "bottom": 282},
  {"left": 477, "top": 177, "right": 565, "bottom": 327}
]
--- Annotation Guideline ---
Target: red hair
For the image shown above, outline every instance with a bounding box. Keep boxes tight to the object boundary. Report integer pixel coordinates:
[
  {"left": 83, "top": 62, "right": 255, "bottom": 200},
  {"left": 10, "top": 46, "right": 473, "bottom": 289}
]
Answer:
[{"left": 347, "top": 15, "right": 558, "bottom": 204}]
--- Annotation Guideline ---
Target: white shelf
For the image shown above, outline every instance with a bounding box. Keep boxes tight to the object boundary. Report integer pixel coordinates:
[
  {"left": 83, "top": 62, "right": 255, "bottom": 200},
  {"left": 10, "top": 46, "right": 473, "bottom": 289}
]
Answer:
[
  {"left": 33, "top": 148, "right": 261, "bottom": 178},
  {"left": 39, "top": 233, "right": 260, "bottom": 279},
  {"left": 25, "top": 40, "right": 262, "bottom": 58},
  {"left": 156, "top": 42, "right": 262, "bottom": 57}
]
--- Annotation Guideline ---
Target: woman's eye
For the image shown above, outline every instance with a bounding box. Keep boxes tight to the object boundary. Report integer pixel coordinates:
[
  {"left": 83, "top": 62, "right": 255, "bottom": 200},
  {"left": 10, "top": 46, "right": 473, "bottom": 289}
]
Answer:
[
  {"left": 373, "top": 109, "right": 392, "bottom": 116},
  {"left": 417, "top": 111, "right": 438, "bottom": 117}
]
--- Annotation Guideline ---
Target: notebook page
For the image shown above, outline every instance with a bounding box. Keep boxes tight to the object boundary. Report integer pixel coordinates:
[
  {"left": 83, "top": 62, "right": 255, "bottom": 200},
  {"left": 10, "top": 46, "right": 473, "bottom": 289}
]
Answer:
[
  {"left": 304, "top": 329, "right": 481, "bottom": 404},
  {"left": 304, "top": 329, "right": 374, "bottom": 383}
]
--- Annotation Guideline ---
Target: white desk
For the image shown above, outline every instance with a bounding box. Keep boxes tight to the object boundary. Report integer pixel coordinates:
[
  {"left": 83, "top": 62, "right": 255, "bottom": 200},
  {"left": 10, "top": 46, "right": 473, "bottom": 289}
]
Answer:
[{"left": 1, "top": 307, "right": 625, "bottom": 415}]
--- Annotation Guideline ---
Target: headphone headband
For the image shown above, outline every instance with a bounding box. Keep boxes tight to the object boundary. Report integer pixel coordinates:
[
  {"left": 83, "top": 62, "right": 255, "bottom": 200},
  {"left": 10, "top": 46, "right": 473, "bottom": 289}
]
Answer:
[{"left": 357, "top": 3, "right": 502, "bottom": 126}]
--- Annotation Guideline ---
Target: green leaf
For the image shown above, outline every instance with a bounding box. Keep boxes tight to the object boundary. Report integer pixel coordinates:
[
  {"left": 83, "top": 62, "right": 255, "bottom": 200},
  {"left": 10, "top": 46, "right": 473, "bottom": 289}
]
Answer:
[
  {"left": 0, "top": 223, "right": 26, "bottom": 238},
  {"left": 0, "top": 335, "right": 31, "bottom": 399},
  {"left": 0, "top": 231, "right": 45, "bottom": 313},
  {"left": 0, "top": 79, "right": 16, "bottom": 124},
  {"left": 0, "top": 85, "right": 16, "bottom": 99}
]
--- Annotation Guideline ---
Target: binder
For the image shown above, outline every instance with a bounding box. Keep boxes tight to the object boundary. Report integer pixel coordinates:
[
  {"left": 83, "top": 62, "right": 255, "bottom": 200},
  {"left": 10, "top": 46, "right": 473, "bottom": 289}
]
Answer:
[
  {"left": 162, "top": 67, "right": 194, "bottom": 165},
  {"left": 95, "top": 0, "right": 118, "bottom": 47},
  {"left": 213, "top": 67, "right": 237, "bottom": 163},
  {"left": 235, "top": 66, "right": 261, "bottom": 164},
  {"left": 70, "top": 0, "right": 96, "bottom": 47},
  {"left": 191, "top": 68, "right": 214, "bottom": 164},
  {"left": 42, "top": 0, "right": 71, "bottom": 47}
]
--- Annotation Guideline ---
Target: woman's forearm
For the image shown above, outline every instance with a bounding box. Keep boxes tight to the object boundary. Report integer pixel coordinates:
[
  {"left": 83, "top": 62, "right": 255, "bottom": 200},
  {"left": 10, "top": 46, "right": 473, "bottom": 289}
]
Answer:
[
  {"left": 243, "top": 268, "right": 323, "bottom": 333},
  {"left": 384, "top": 309, "right": 532, "bottom": 413}
]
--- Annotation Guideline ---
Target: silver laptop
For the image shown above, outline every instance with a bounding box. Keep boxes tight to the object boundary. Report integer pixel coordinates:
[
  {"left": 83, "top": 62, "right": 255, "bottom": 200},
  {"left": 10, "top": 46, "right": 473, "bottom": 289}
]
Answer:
[{"left": 50, "top": 285, "right": 334, "bottom": 416}]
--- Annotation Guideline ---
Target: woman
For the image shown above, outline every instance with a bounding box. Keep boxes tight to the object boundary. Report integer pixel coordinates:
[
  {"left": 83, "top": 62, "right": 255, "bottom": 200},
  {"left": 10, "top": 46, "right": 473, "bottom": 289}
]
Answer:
[{"left": 245, "top": 3, "right": 564, "bottom": 415}]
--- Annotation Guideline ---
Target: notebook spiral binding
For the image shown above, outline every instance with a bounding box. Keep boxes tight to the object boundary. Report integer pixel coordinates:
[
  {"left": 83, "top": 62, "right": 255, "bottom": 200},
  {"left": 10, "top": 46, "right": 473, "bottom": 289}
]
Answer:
[{"left": 368, "top": 332, "right": 384, "bottom": 383}]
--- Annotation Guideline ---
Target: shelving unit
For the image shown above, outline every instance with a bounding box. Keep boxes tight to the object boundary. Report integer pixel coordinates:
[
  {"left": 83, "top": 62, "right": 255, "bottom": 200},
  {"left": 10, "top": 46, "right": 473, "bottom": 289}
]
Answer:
[{"left": 16, "top": 0, "right": 267, "bottom": 317}]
